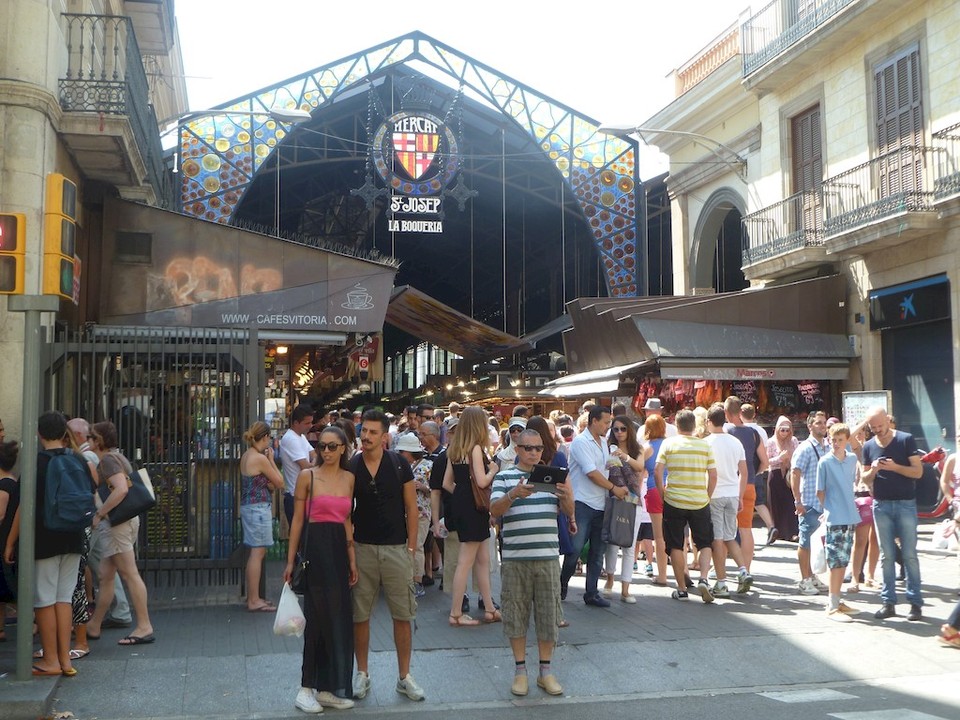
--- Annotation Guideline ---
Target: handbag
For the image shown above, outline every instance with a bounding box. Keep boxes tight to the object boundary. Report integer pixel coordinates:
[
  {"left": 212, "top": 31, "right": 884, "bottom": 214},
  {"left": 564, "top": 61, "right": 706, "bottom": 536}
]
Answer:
[
  {"left": 602, "top": 496, "right": 637, "bottom": 548},
  {"left": 98, "top": 465, "right": 156, "bottom": 525},
  {"left": 470, "top": 454, "right": 491, "bottom": 511},
  {"left": 290, "top": 471, "right": 312, "bottom": 595}
]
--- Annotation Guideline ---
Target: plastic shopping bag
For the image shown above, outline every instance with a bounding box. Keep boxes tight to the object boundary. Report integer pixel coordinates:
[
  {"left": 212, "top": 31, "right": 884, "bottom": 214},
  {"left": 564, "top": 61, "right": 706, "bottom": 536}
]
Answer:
[
  {"left": 273, "top": 582, "right": 306, "bottom": 638},
  {"left": 810, "top": 521, "right": 827, "bottom": 576}
]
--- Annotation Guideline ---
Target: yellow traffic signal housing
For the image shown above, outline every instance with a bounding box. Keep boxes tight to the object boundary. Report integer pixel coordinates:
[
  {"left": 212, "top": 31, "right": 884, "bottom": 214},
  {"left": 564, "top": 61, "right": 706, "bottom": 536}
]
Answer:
[
  {"left": 43, "top": 173, "right": 78, "bottom": 300},
  {"left": 0, "top": 212, "right": 26, "bottom": 294}
]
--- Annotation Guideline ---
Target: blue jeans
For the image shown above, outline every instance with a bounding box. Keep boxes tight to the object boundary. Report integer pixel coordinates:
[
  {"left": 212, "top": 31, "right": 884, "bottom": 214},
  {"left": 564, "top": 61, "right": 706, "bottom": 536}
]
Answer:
[
  {"left": 560, "top": 501, "right": 606, "bottom": 597},
  {"left": 873, "top": 499, "right": 922, "bottom": 607}
]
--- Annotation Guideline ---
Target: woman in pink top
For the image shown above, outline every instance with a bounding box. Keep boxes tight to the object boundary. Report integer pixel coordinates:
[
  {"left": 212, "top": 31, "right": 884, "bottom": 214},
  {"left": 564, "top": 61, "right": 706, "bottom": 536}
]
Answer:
[{"left": 284, "top": 426, "right": 358, "bottom": 713}]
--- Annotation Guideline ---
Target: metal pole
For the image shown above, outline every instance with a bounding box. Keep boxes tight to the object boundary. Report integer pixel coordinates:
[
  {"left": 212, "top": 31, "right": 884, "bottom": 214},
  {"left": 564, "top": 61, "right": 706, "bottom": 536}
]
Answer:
[{"left": 8, "top": 294, "right": 60, "bottom": 681}]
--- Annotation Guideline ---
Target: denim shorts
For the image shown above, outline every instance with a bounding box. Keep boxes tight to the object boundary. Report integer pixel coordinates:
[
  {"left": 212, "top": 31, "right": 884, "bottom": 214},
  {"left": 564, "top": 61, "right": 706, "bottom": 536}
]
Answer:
[
  {"left": 240, "top": 503, "right": 274, "bottom": 547},
  {"left": 754, "top": 472, "right": 768, "bottom": 505},
  {"left": 797, "top": 507, "right": 821, "bottom": 549}
]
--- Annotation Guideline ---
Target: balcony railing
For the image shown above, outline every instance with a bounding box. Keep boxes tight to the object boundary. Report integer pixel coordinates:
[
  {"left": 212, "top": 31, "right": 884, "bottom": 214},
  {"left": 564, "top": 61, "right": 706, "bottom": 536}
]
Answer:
[
  {"left": 822, "top": 145, "right": 941, "bottom": 235},
  {"left": 59, "top": 13, "right": 171, "bottom": 207},
  {"left": 741, "top": 0, "right": 857, "bottom": 76},
  {"left": 674, "top": 23, "right": 740, "bottom": 96},
  {"left": 932, "top": 122, "right": 960, "bottom": 201},
  {"left": 742, "top": 190, "right": 824, "bottom": 265}
]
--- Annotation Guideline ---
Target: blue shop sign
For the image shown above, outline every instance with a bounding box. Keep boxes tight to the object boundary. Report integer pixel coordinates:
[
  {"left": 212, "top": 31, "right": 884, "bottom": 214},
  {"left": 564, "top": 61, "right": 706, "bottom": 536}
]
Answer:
[{"left": 869, "top": 274, "right": 950, "bottom": 330}]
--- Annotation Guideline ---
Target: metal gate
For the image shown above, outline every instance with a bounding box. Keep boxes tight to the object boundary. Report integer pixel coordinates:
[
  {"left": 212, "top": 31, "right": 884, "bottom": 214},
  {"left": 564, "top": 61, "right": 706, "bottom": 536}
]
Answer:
[{"left": 44, "top": 325, "right": 262, "bottom": 586}]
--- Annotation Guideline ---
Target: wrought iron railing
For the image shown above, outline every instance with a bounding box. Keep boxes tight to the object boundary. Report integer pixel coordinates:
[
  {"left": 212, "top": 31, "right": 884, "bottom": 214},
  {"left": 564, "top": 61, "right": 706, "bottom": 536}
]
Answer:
[
  {"left": 932, "top": 122, "right": 960, "bottom": 200},
  {"left": 59, "top": 13, "right": 172, "bottom": 207},
  {"left": 822, "top": 145, "right": 941, "bottom": 235},
  {"left": 741, "top": 189, "right": 824, "bottom": 265},
  {"left": 741, "top": 0, "right": 857, "bottom": 75}
]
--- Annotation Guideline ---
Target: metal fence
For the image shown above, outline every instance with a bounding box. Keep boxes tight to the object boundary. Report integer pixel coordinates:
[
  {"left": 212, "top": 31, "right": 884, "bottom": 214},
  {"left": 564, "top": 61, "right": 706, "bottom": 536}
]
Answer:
[
  {"left": 822, "top": 145, "right": 941, "bottom": 235},
  {"left": 59, "top": 13, "right": 172, "bottom": 207},
  {"left": 742, "top": 189, "right": 824, "bottom": 265},
  {"left": 43, "top": 325, "right": 277, "bottom": 586},
  {"left": 933, "top": 122, "right": 960, "bottom": 200},
  {"left": 741, "top": 0, "right": 856, "bottom": 75}
]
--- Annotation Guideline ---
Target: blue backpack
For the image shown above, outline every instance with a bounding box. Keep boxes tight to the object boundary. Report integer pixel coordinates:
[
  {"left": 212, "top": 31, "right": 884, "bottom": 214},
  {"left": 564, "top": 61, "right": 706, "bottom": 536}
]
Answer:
[{"left": 42, "top": 449, "right": 96, "bottom": 532}]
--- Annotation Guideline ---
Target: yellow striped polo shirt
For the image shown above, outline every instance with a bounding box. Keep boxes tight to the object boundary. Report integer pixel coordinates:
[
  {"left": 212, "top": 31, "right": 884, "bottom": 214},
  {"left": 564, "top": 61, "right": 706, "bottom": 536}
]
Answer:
[{"left": 655, "top": 434, "right": 715, "bottom": 510}]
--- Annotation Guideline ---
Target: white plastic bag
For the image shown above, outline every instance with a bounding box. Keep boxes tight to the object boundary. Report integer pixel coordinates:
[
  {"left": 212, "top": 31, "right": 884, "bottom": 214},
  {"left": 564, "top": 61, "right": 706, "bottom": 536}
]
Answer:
[
  {"left": 273, "top": 582, "right": 306, "bottom": 638},
  {"left": 810, "top": 521, "right": 827, "bottom": 576}
]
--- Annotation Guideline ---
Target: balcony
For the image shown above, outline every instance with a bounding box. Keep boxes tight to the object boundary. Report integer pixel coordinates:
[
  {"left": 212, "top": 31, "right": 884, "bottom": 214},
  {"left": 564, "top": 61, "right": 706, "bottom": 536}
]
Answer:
[
  {"left": 674, "top": 23, "right": 740, "bottom": 97},
  {"left": 741, "top": 190, "right": 831, "bottom": 280},
  {"left": 740, "top": 0, "right": 900, "bottom": 92},
  {"left": 822, "top": 145, "right": 942, "bottom": 255},
  {"left": 932, "top": 122, "right": 960, "bottom": 211},
  {"left": 58, "top": 13, "right": 171, "bottom": 207}
]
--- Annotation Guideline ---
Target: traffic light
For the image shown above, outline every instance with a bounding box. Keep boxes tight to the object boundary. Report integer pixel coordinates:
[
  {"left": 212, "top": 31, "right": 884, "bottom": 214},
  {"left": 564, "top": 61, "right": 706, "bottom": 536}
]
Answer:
[
  {"left": 43, "top": 173, "right": 78, "bottom": 300},
  {"left": 0, "top": 213, "right": 26, "bottom": 294}
]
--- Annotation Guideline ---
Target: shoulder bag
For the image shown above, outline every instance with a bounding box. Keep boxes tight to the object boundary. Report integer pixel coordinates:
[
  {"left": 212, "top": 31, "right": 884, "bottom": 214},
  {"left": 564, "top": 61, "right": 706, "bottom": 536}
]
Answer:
[
  {"left": 470, "top": 451, "right": 492, "bottom": 511},
  {"left": 97, "top": 454, "right": 156, "bottom": 525},
  {"left": 290, "top": 471, "right": 313, "bottom": 595}
]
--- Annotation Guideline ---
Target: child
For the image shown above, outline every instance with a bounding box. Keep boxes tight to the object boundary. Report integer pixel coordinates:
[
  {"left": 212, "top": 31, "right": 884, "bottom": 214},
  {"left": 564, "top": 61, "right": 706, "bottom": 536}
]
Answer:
[{"left": 816, "top": 423, "right": 862, "bottom": 621}]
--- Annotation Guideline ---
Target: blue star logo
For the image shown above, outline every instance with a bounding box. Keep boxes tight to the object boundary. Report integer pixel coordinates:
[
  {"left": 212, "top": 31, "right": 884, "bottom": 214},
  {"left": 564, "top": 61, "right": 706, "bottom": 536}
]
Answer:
[{"left": 899, "top": 294, "right": 916, "bottom": 320}]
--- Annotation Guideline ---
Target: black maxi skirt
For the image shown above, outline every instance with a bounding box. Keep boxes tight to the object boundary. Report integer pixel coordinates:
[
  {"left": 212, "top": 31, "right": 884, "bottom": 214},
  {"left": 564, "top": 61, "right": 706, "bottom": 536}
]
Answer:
[{"left": 301, "top": 521, "right": 354, "bottom": 697}]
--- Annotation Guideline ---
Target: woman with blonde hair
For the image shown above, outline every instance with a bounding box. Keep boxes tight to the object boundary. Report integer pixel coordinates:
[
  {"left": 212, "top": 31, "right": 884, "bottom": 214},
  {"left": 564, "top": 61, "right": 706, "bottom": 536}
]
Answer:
[
  {"left": 240, "top": 421, "right": 285, "bottom": 612},
  {"left": 642, "top": 415, "right": 670, "bottom": 586},
  {"left": 442, "top": 406, "right": 501, "bottom": 626}
]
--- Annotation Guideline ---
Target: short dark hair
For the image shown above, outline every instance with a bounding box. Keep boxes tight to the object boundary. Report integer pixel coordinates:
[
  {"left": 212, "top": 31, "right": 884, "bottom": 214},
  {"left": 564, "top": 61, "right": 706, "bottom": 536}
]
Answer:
[
  {"left": 588, "top": 405, "right": 611, "bottom": 424},
  {"left": 707, "top": 404, "right": 726, "bottom": 429},
  {"left": 362, "top": 408, "right": 389, "bottom": 432},
  {"left": 611, "top": 403, "right": 627, "bottom": 417},
  {"left": 417, "top": 403, "right": 435, "bottom": 417},
  {"left": 38, "top": 411, "right": 68, "bottom": 441},
  {"left": 291, "top": 405, "right": 314, "bottom": 424},
  {"left": 512, "top": 405, "right": 529, "bottom": 418},
  {"left": 0, "top": 440, "right": 19, "bottom": 472}
]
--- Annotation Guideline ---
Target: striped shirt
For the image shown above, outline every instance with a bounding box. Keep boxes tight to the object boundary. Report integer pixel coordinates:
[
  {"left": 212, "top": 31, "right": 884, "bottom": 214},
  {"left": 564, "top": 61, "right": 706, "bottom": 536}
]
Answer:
[
  {"left": 655, "top": 434, "right": 716, "bottom": 510},
  {"left": 491, "top": 467, "right": 560, "bottom": 561}
]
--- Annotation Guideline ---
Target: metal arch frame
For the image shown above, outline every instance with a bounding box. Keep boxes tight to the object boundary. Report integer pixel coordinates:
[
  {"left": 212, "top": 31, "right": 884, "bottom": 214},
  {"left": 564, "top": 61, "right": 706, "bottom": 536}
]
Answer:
[{"left": 178, "top": 31, "right": 644, "bottom": 297}]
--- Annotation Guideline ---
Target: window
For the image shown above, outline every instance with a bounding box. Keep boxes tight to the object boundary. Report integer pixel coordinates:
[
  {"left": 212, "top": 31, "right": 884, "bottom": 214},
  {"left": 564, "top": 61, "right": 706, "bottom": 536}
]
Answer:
[
  {"left": 875, "top": 45, "right": 923, "bottom": 196},
  {"left": 791, "top": 105, "right": 822, "bottom": 233},
  {"left": 114, "top": 231, "right": 152, "bottom": 264}
]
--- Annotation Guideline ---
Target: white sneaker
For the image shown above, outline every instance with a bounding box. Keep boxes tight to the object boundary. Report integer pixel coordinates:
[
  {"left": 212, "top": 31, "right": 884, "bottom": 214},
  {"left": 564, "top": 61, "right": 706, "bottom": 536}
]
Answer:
[
  {"left": 295, "top": 687, "right": 323, "bottom": 713},
  {"left": 314, "top": 691, "right": 354, "bottom": 710},
  {"left": 353, "top": 671, "right": 371, "bottom": 700},
  {"left": 811, "top": 576, "right": 827, "bottom": 591},
  {"left": 798, "top": 577, "right": 820, "bottom": 596},
  {"left": 396, "top": 673, "right": 425, "bottom": 701}
]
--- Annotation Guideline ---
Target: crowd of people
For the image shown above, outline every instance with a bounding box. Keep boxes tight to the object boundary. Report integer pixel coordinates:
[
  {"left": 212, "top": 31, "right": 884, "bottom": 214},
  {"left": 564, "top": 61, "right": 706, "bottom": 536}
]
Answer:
[
  {"left": 0, "top": 395, "right": 957, "bottom": 707},
  {"left": 262, "top": 397, "right": 960, "bottom": 711}
]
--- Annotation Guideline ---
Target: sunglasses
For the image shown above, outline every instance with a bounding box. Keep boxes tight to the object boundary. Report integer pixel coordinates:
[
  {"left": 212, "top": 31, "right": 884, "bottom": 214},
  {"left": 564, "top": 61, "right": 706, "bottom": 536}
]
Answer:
[
  {"left": 509, "top": 426, "right": 524, "bottom": 432},
  {"left": 612, "top": 426, "right": 628, "bottom": 433},
  {"left": 318, "top": 442, "right": 343, "bottom": 452},
  {"left": 516, "top": 444, "right": 544, "bottom": 452}
]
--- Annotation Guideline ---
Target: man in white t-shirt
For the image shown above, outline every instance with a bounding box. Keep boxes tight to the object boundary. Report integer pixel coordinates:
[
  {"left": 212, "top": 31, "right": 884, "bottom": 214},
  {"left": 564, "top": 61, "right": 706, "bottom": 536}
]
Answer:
[
  {"left": 279, "top": 404, "right": 315, "bottom": 524},
  {"left": 705, "top": 404, "right": 753, "bottom": 597}
]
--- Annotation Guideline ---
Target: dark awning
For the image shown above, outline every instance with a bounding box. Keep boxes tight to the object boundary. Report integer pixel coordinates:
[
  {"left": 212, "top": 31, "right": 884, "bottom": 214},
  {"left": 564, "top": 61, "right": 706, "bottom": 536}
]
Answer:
[{"left": 557, "top": 275, "right": 854, "bottom": 382}]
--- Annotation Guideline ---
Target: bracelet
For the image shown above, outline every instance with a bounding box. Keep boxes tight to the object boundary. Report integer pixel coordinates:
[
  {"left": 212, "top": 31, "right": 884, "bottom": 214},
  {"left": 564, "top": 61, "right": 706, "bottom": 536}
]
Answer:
[
  {"left": 346, "top": 540, "right": 354, "bottom": 547},
  {"left": 506, "top": 489, "right": 514, "bottom": 501}
]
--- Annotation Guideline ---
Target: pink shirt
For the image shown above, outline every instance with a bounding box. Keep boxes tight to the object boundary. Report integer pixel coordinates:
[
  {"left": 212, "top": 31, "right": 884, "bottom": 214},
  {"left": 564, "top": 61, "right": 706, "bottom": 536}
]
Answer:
[{"left": 307, "top": 495, "right": 351, "bottom": 523}]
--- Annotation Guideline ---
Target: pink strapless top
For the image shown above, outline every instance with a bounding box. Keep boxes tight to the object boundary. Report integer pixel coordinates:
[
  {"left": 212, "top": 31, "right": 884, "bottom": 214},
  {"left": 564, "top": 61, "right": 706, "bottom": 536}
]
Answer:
[{"left": 307, "top": 494, "right": 352, "bottom": 523}]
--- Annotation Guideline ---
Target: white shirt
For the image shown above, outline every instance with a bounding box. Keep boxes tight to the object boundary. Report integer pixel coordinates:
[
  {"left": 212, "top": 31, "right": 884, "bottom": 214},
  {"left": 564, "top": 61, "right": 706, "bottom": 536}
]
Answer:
[
  {"left": 706, "top": 432, "right": 746, "bottom": 498},
  {"left": 568, "top": 430, "right": 610, "bottom": 511},
  {"left": 637, "top": 420, "right": 677, "bottom": 448},
  {"left": 280, "top": 428, "right": 313, "bottom": 494}
]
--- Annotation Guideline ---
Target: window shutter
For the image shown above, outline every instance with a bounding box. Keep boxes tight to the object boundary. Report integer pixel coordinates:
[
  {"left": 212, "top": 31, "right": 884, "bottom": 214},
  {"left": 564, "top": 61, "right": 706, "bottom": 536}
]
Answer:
[{"left": 875, "top": 46, "right": 923, "bottom": 195}]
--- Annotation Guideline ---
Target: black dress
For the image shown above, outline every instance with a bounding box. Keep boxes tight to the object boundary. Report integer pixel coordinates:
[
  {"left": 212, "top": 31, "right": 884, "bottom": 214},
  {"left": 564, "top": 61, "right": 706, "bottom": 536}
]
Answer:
[
  {"left": 301, "top": 494, "right": 353, "bottom": 697},
  {"left": 450, "top": 461, "right": 491, "bottom": 542}
]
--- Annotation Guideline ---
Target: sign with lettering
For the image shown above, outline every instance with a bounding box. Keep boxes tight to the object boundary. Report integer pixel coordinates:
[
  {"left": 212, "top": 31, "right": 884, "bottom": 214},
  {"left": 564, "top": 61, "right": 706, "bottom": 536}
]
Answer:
[
  {"left": 372, "top": 111, "right": 462, "bottom": 234},
  {"left": 770, "top": 382, "right": 799, "bottom": 412}
]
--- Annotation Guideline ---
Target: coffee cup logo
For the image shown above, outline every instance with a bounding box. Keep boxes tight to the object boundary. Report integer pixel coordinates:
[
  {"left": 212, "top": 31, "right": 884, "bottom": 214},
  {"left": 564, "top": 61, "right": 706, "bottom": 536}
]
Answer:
[{"left": 342, "top": 283, "right": 374, "bottom": 310}]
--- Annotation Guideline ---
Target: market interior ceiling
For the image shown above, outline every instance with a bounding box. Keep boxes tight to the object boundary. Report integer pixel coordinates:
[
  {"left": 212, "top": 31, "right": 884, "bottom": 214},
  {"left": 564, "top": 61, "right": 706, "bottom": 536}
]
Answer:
[{"left": 229, "top": 68, "right": 606, "bottom": 364}]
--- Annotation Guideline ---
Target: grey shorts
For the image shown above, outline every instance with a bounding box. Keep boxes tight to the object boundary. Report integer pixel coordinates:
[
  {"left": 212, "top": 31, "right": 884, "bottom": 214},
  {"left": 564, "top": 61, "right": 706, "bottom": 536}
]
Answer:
[
  {"left": 241, "top": 503, "right": 274, "bottom": 547},
  {"left": 35, "top": 554, "right": 81, "bottom": 607},
  {"left": 709, "top": 496, "right": 739, "bottom": 542},
  {"left": 501, "top": 558, "right": 561, "bottom": 644}
]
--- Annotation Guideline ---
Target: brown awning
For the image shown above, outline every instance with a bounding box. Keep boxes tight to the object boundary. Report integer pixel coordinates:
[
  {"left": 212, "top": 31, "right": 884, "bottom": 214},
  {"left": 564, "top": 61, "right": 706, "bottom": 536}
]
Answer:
[
  {"left": 386, "top": 285, "right": 570, "bottom": 359},
  {"left": 558, "top": 275, "right": 854, "bottom": 381}
]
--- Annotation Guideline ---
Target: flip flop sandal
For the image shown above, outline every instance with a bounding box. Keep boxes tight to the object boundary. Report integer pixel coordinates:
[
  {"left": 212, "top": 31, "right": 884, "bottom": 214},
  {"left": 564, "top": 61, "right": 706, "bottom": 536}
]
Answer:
[
  {"left": 70, "top": 648, "right": 90, "bottom": 660},
  {"left": 246, "top": 603, "right": 276, "bottom": 613},
  {"left": 448, "top": 614, "right": 480, "bottom": 627},
  {"left": 118, "top": 633, "right": 156, "bottom": 645},
  {"left": 32, "top": 666, "right": 61, "bottom": 677}
]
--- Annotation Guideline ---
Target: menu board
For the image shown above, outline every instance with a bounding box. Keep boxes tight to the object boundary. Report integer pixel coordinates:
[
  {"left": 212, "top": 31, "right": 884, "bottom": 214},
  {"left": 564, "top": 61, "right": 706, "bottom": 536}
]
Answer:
[
  {"left": 842, "top": 390, "right": 891, "bottom": 427},
  {"left": 769, "top": 382, "right": 799, "bottom": 412}
]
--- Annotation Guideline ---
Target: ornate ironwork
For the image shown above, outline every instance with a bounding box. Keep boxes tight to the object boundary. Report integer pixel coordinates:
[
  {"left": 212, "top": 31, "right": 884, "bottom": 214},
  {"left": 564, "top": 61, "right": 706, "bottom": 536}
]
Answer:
[
  {"left": 178, "top": 31, "right": 642, "bottom": 296},
  {"left": 741, "top": 189, "right": 823, "bottom": 265},
  {"left": 932, "top": 122, "right": 960, "bottom": 200},
  {"left": 60, "top": 13, "right": 171, "bottom": 207},
  {"left": 741, "top": 0, "right": 857, "bottom": 76}
]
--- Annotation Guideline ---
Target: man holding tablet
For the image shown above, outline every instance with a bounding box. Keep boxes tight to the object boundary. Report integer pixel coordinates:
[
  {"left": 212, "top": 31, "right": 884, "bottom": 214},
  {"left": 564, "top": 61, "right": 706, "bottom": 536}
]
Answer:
[{"left": 490, "top": 429, "right": 576, "bottom": 697}]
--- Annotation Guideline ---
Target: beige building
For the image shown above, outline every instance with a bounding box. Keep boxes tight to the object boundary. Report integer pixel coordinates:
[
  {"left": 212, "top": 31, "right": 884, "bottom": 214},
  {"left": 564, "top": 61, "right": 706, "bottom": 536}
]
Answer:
[
  {"left": 0, "top": 0, "right": 188, "bottom": 437},
  {"left": 641, "top": 0, "right": 958, "bottom": 451}
]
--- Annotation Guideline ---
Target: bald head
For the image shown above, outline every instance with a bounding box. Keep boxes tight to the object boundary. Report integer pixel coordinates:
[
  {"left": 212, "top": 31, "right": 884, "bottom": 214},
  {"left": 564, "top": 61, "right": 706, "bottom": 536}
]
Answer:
[{"left": 67, "top": 417, "right": 90, "bottom": 445}]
